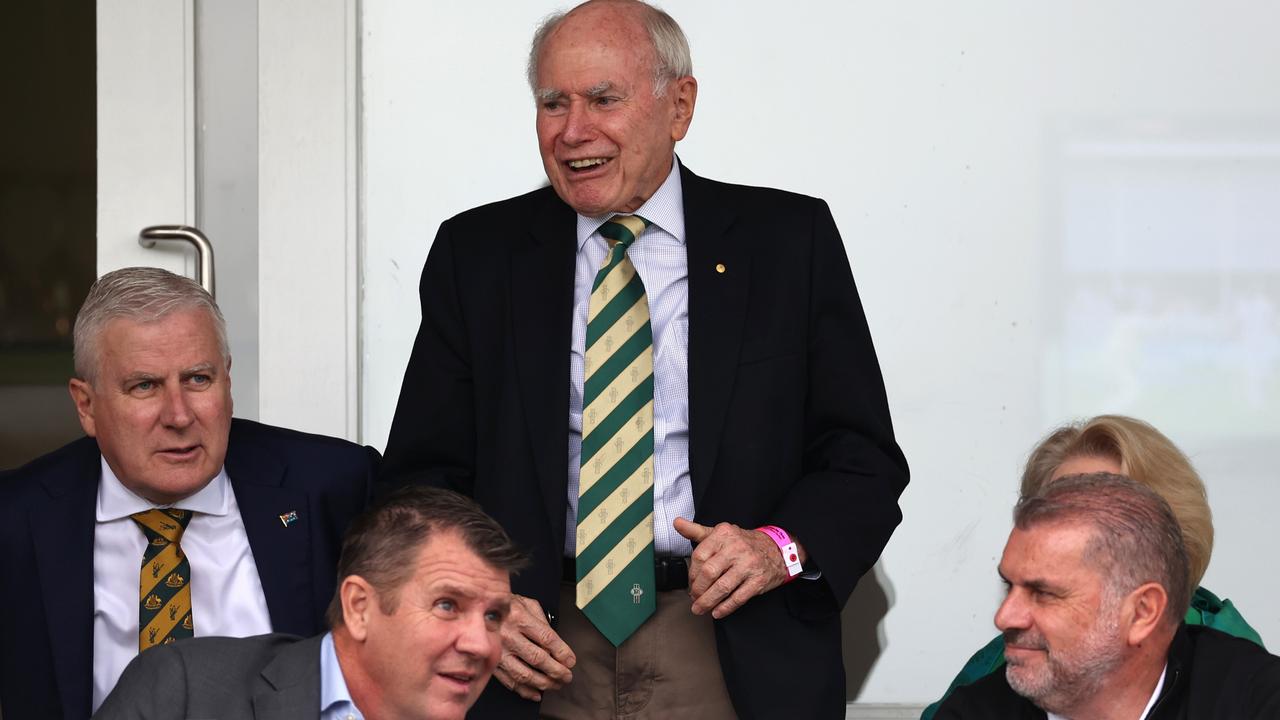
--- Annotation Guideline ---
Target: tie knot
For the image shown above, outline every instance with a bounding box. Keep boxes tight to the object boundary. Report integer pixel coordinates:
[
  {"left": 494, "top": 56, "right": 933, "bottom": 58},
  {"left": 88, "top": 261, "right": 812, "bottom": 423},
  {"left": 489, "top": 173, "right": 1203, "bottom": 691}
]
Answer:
[
  {"left": 131, "top": 508, "right": 193, "bottom": 545},
  {"left": 599, "top": 215, "right": 651, "bottom": 250}
]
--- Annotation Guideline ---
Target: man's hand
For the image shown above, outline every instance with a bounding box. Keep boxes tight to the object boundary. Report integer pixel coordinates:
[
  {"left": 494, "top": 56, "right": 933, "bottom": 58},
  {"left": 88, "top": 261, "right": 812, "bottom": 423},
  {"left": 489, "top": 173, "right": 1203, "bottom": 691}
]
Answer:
[
  {"left": 493, "top": 594, "right": 577, "bottom": 702},
  {"left": 674, "top": 518, "right": 804, "bottom": 619}
]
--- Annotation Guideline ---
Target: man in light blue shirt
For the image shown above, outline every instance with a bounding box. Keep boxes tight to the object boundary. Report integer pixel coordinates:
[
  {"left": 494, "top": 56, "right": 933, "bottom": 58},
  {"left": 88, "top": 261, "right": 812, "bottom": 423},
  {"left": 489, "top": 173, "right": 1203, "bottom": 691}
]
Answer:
[{"left": 96, "top": 486, "right": 527, "bottom": 720}]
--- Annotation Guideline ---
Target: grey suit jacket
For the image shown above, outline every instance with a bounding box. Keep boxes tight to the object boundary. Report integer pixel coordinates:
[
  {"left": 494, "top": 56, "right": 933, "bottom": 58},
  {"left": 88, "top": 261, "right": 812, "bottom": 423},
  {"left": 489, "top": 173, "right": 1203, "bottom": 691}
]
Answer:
[{"left": 93, "top": 633, "right": 321, "bottom": 720}]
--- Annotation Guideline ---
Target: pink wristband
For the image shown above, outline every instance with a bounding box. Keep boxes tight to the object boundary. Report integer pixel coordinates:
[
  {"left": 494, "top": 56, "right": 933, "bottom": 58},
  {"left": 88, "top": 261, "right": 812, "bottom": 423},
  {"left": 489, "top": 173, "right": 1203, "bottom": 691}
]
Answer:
[{"left": 756, "top": 525, "right": 803, "bottom": 581}]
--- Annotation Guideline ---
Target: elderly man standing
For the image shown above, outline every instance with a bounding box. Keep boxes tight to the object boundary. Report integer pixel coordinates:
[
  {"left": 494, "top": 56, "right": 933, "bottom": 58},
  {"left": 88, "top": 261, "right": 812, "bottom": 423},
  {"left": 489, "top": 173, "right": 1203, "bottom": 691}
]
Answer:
[
  {"left": 381, "top": 1, "right": 909, "bottom": 718},
  {"left": 0, "top": 267, "right": 377, "bottom": 718},
  {"left": 936, "top": 473, "right": 1280, "bottom": 719},
  {"left": 96, "top": 486, "right": 525, "bottom": 720}
]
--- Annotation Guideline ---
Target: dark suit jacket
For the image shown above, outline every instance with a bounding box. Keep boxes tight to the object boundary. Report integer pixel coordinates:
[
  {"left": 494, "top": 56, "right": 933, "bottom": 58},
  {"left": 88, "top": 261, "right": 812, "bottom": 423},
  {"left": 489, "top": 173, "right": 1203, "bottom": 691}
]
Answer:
[
  {"left": 935, "top": 625, "right": 1280, "bottom": 719},
  {"left": 381, "top": 163, "right": 910, "bottom": 719},
  {"left": 0, "top": 418, "right": 376, "bottom": 720},
  {"left": 93, "top": 633, "right": 320, "bottom": 720}
]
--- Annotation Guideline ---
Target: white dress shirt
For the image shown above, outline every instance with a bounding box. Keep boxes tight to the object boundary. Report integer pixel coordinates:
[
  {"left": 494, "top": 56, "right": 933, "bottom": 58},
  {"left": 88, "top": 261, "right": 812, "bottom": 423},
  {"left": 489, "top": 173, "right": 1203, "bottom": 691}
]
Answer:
[
  {"left": 567, "top": 159, "right": 694, "bottom": 557},
  {"left": 92, "top": 457, "right": 273, "bottom": 711},
  {"left": 320, "top": 632, "right": 364, "bottom": 720}
]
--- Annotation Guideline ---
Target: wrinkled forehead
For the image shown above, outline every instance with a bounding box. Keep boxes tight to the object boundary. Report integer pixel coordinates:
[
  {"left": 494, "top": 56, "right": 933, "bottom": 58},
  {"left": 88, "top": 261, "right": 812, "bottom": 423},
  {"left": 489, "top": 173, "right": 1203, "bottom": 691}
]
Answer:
[
  {"left": 98, "top": 310, "right": 227, "bottom": 367},
  {"left": 537, "top": 8, "right": 655, "bottom": 83},
  {"left": 1000, "top": 520, "right": 1098, "bottom": 579}
]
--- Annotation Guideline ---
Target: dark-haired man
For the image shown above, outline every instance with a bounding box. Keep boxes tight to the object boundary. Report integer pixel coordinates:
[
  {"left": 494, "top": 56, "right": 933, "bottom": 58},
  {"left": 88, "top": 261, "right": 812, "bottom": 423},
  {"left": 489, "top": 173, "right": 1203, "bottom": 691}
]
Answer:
[
  {"left": 936, "top": 473, "right": 1280, "bottom": 719},
  {"left": 96, "top": 486, "right": 526, "bottom": 720}
]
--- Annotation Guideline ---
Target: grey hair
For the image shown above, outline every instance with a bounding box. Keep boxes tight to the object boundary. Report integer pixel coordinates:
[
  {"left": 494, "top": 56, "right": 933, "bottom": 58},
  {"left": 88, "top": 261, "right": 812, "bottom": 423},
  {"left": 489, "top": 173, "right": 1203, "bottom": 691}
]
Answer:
[
  {"left": 1014, "top": 472, "right": 1192, "bottom": 629},
  {"left": 527, "top": 0, "right": 693, "bottom": 98},
  {"left": 73, "top": 267, "right": 229, "bottom": 384}
]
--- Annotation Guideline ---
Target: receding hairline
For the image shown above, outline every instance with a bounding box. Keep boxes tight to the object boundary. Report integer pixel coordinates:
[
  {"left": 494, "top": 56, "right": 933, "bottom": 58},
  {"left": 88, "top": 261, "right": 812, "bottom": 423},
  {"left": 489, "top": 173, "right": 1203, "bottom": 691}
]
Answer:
[{"left": 527, "top": 0, "right": 693, "bottom": 97}]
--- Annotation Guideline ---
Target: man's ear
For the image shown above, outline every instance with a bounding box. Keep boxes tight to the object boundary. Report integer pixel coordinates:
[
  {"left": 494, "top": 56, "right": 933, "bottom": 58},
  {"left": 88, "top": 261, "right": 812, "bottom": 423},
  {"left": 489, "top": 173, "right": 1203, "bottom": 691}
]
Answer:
[
  {"left": 1124, "top": 582, "right": 1170, "bottom": 646},
  {"left": 668, "top": 75, "right": 697, "bottom": 142},
  {"left": 340, "top": 575, "right": 377, "bottom": 642},
  {"left": 68, "top": 378, "right": 98, "bottom": 438}
]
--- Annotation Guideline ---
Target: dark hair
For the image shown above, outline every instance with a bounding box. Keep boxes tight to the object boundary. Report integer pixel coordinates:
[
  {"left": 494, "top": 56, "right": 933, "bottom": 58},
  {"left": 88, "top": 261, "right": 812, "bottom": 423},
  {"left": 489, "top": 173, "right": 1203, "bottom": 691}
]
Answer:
[
  {"left": 326, "top": 486, "right": 527, "bottom": 628},
  {"left": 1014, "top": 472, "right": 1192, "bottom": 628}
]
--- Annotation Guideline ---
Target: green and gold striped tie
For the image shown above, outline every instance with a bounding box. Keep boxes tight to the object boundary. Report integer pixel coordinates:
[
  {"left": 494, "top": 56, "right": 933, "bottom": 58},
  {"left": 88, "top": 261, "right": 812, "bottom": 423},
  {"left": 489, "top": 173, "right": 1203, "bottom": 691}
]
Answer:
[
  {"left": 131, "top": 508, "right": 195, "bottom": 651},
  {"left": 576, "top": 214, "right": 657, "bottom": 646}
]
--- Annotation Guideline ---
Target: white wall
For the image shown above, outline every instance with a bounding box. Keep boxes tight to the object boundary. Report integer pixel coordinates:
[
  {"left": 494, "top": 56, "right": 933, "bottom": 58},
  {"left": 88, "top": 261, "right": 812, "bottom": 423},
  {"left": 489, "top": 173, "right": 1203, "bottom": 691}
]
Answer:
[{"left": 361, "top": 0, "right": 1280, "bottom": 705}]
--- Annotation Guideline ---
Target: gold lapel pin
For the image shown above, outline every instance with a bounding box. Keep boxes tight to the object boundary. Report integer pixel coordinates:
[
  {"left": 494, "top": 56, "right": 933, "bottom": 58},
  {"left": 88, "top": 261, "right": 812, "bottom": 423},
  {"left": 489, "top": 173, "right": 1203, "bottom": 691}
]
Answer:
[{"left": 715, "top": 263, "right": 726, "bottom": 274}]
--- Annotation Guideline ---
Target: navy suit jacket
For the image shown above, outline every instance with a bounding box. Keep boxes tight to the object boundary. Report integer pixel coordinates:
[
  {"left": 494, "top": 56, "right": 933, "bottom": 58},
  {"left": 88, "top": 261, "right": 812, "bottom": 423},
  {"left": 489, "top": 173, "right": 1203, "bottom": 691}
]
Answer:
[
  {"left": 0, "top": 418, "right": 376, "bottom": 720},
  {"left": 382, "top": 164, "right": 910, "bottom": 719}
]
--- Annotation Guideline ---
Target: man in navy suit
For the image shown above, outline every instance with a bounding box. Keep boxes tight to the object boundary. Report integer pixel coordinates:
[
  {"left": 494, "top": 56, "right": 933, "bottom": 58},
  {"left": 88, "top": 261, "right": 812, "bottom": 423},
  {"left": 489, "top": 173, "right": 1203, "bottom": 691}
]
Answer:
[
  {"left": 381, "top": 1, "right": 909, "bottom": 717},
  {"left": 0, "top": 267, "right": 376, "bottom": 719}
]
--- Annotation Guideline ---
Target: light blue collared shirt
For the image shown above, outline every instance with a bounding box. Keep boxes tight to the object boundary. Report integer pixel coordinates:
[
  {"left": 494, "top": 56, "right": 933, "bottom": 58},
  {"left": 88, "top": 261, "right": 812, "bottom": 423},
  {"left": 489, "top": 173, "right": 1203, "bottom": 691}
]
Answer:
[
  {"left": 320, "top": 632, "right": 363, "bottom": 720},
  {"left": 567, "top": 158, "right": 693, "bottom": 557}
]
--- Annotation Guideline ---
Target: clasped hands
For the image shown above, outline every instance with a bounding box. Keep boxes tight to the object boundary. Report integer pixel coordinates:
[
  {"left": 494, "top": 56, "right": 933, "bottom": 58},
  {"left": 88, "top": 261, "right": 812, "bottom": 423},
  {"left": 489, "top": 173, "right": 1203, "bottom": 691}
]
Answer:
[{"left": 494, "top": 518, "right": 804, "bottom": 700}]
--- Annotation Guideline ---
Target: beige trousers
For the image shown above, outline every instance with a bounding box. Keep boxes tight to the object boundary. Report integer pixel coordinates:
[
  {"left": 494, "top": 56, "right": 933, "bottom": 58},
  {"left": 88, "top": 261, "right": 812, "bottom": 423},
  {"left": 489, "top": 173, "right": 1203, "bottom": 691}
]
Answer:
[{"left": 539, "top": 582, "right": 739, "bottom": 720}]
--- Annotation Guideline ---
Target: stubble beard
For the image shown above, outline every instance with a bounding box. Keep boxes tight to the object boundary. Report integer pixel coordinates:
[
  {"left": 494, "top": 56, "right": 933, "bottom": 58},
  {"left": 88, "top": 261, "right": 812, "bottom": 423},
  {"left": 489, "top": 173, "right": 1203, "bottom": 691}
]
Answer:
[{"left": 1004, "top": 606, "right": 1127, "bottom": 715}]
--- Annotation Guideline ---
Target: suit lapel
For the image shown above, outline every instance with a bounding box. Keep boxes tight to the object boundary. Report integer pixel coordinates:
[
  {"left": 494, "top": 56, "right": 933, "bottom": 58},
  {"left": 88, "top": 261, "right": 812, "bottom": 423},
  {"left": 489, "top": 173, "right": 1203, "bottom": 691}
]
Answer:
[
  {"left": 225, "top": 422, "right": 315, "bottom": 636},
  {"left": 253, "top": 634, "right": 323, "bottom": 720},
  {"left": 510, "top": 192, "right": 578, "bottom": 548},
  {"left": 682, "top": 165, "right": 749, "bottom": 507},
  {"left": 31, "top": 438, "right": 100, "bottom": 720}
]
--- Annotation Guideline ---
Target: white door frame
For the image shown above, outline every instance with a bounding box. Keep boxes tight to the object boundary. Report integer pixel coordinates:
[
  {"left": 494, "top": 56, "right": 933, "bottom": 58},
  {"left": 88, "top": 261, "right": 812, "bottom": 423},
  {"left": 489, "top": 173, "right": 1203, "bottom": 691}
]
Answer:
[{"left": 97, "top": 0, "right": 361, "bottom": 441}]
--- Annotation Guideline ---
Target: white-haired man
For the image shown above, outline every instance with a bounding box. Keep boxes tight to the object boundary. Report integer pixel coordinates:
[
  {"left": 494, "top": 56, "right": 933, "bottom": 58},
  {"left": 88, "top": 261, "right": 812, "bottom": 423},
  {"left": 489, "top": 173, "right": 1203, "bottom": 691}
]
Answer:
[
  {"left": 380, "top": 1, "right": 910, "bottom": 717},
  {"left": 0, "top": 267, "right": 377, "bottom": 718}
]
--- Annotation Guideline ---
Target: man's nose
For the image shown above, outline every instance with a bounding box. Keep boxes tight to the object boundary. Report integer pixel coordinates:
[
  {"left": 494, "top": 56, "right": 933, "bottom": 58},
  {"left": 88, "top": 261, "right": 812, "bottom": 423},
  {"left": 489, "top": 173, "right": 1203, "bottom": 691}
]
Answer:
[
  {"left": 159, "top": 386, "right": 195, "bottom": 428},
  {"left": 561, "top": 100, "right": 593, "bottom": 144},
  {"left": 455, "top": 614, "right": 497, "bottom": 658},
  {"left": 994, "top": 590, "right": 1029, "bottom": 632}
]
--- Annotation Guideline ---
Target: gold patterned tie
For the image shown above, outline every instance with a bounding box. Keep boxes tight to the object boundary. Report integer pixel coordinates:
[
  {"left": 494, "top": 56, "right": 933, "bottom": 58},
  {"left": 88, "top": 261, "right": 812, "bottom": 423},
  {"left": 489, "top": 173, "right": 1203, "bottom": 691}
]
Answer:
[
  {"left": 131, "top": 508, "right": 195, "bottom": 651},
  {"left": 576, "top": 214, "right": 657, "bottom": 646}
]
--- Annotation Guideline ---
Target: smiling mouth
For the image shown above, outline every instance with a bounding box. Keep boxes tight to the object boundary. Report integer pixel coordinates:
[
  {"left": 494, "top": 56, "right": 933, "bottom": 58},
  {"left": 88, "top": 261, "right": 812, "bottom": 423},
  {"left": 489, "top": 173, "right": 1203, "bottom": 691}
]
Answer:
[{"left": 566, "top": 157, "right": 611, "bottom": 172}]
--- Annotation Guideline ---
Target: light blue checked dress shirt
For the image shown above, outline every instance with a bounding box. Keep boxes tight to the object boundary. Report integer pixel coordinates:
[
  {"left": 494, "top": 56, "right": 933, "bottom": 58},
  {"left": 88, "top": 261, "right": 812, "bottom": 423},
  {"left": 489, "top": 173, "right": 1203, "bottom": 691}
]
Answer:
[{"left": 567, "top": 159, "right": 693, "bottom": 558}]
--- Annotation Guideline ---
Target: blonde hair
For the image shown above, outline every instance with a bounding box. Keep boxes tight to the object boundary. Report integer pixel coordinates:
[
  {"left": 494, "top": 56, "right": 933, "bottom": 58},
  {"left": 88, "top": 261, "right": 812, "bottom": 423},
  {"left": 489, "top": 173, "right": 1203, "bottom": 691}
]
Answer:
[{"left": 1020, "top": 415, "right": 1213, "bottom": 588}]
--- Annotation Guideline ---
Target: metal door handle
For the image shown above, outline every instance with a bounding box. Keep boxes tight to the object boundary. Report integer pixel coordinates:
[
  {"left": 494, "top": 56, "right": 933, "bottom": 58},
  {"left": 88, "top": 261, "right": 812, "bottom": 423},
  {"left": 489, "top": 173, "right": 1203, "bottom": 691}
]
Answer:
[{"left": 138, "top": 225, "right": 216, "bottom": 298}]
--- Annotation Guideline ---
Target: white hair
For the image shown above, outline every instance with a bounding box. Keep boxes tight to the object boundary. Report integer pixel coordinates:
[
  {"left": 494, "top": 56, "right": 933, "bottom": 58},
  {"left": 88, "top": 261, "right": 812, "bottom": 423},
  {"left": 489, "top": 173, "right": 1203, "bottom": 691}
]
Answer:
[
  {"left": 527, "top": 0, "right": 693, "bottom": 98},
  {"left": 73, "top": 267, "right": 229, "bottom": 384}
]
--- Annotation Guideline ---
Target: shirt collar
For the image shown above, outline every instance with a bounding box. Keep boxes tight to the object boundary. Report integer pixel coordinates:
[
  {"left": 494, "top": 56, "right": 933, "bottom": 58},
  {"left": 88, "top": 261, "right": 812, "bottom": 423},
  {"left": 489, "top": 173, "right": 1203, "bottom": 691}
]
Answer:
[
  {"left": 575, "top": 155, "right": 685, "bottom": 250},
  {"left": 95, "top": 455, "right": 231, "bottom": 522},
  {"left": 320, "top": 631, "right": 362, "bottom": 718}
]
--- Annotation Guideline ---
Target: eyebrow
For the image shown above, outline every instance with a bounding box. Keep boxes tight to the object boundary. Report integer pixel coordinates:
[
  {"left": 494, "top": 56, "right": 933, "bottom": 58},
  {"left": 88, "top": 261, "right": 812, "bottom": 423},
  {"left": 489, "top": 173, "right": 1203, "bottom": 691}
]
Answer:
[
  {"left": 999, "top": 569, "right": 1064, "bottom": 595},
  {"left": 437, "top": 581, "right": 476, "bottom": 595},
  {"left": 534, "top": 88, "right": 564, "bottom": 103},
  {"left": 534, "top": 81, "right": 619, "bottom": 103},
  {"left": 181, "top": 362, "right": 218, "bottom": 376},
  {"left": 120, "top": 371, "right": 161, "bottom": 385},
  {"left": 433, "top": 581, "right": 511, "bottom": 612},
  {"left": 583, "top": 81, "right": 617, "bottom": 98}
]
